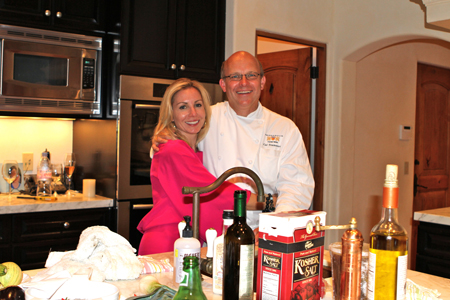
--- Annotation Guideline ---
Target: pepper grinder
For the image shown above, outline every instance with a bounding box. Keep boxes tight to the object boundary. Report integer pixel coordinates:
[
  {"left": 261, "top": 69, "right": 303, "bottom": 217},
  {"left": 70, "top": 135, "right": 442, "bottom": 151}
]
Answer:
[{"left": 314, "top": 217, "right": 364, "bottom": 300}]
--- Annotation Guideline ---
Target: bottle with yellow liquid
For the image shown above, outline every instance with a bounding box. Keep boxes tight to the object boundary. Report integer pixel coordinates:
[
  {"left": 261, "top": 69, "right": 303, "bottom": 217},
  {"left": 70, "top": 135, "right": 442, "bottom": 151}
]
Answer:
[{"left": 368, "top": 164, "right": 408, "bottom": 300}]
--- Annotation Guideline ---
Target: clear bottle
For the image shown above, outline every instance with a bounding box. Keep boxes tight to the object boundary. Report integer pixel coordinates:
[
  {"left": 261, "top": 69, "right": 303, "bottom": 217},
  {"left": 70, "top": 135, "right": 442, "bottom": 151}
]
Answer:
[
  {"left": 36, "top": 149, "right": 52, "bottom": 197},
  {"left": 212, "top": 209, "right": 234, "bottom": 295},
  {"left": 173, "top": 256, "right": 207, "bottom": 300},
  {"left": 173, "top": 216, "right": 201, "bottom": 284},
  {"left": 223, "top": 190, "right": 254, "bottom": 300},
  {"left": 368, "top": 164, "right": 408, "bottom": 300}
]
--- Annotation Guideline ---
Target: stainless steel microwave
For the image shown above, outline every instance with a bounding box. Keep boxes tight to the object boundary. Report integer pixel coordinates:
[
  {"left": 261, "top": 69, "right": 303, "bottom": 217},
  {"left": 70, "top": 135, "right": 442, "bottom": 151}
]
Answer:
[{"left": 0, "top": 24, "right": 102, "bottom": 115}]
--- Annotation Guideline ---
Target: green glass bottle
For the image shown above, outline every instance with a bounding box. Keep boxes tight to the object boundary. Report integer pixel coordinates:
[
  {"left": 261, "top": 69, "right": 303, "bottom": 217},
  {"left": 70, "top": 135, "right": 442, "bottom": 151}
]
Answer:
[
  {"left": 173, "top": 256, "right": 207, "bottom": 300},
  {"left": 223, "top": 190, "right": 255, "bottom": 300}
]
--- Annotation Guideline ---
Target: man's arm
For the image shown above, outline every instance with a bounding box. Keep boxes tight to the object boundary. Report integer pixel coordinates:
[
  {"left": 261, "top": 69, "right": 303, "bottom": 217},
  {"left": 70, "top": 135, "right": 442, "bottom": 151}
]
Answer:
[{"left": 275, "top": 127, "right": 315, "bottom": 212}]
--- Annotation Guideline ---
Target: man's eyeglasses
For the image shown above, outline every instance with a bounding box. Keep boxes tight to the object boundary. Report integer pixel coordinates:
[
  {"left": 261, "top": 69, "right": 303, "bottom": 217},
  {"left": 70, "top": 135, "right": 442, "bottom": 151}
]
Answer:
[{"left": 222, "top": 72, "right": 260, "bottom": 81}]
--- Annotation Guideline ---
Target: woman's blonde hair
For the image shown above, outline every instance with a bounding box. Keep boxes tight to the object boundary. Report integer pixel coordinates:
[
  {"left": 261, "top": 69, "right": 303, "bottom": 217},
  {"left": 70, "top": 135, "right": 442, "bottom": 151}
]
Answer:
[{"left": 153, "top": 78, "right": 212, "bottom": 148}]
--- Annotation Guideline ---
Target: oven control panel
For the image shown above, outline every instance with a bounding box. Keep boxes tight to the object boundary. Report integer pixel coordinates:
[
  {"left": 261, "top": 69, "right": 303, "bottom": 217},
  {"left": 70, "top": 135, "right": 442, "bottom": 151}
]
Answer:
[{"left": 83, "top": 58, "right": 95, "bottom": 89}]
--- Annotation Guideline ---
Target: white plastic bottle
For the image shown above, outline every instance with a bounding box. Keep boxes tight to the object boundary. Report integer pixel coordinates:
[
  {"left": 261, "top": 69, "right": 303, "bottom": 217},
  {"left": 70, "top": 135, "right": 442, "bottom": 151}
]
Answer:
[
  {"left": 36, "top": 149, "right": 52, "bottom": 196},
  {"left": 173, "top": 215, "right": 200, "bottom": 284},
  {"left": 212, "top": 209, "right": 234, "bottom": 295}
]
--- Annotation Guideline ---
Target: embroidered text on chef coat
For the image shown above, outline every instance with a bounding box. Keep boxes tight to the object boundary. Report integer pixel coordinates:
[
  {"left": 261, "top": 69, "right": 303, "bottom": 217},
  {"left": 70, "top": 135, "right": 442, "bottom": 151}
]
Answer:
[{"left": 262, "top": 134, "right": 283, "bottom": 148}]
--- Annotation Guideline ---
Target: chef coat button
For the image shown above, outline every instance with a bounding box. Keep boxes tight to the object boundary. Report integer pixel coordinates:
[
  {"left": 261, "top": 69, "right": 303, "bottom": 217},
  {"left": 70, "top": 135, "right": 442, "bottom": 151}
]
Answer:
[
  {"left": 248, "top": 160, "right": 253, "bottom": 164},
  {"left": 218, "top": 156, "right": 222, "bottom": 160},
  {"left": 258, "top": 120, "right": 263, "bottom": 124},
  {"left": 220, "top": 132, "right": 224, "bottom": 136},
  {"left": 254, "top": 139, "right": 258, "bottom": 143}
]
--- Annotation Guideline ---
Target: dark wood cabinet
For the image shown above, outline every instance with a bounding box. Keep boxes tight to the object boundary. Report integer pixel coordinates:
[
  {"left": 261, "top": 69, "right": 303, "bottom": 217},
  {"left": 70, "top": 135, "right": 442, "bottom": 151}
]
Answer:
[
  {"left": 0, "top": 0, "right": 106, "bottom": 34},
  {"left": 416, "top": 221, "right": 450, "bottom": 279},
  {"left": 0, "top": 208, "right": 113, "bottom": 270},
  {"left": 120, "top": 0, "right": 225, "bottom": 83}
]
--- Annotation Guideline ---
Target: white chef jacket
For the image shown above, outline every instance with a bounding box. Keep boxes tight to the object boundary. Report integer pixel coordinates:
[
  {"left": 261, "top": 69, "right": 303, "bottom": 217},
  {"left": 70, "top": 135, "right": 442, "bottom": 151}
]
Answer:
[{"left": 198, "top": 101, "right": 315, "bottom": 213}]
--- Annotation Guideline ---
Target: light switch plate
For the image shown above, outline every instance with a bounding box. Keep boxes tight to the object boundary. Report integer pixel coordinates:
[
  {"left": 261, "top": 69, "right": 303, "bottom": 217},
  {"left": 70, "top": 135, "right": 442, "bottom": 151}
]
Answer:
[{"left": 22, "top": 153, "right": 33, "bottom": 173}]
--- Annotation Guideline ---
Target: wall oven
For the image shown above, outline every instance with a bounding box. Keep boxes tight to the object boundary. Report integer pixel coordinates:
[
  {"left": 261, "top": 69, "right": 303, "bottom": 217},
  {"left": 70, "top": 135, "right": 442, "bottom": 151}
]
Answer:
[
  {"left": 0, "top": 24, "right": 102, "bottom": 115},
  {"left": 117, "top": 75, "right": 224, "bottom": 249}
]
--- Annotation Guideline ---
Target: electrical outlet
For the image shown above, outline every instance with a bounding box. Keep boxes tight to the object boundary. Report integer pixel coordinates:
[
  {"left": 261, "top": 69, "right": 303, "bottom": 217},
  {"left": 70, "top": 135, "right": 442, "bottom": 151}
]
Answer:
[{"left": 22, "top": 153, "right": 33, "bottom": 172}]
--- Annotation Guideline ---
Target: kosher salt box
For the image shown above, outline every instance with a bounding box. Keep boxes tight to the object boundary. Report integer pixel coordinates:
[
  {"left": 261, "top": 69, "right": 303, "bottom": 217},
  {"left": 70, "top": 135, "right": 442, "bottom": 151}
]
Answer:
[{"left": 256, "top": 210, "right": 327, "bottom": 300}]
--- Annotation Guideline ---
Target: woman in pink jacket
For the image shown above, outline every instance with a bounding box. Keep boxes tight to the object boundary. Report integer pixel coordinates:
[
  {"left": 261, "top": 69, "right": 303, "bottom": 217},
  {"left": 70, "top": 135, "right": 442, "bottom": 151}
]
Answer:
[{"left": 137, "top": 78, "right": 248, "bottom": 255}]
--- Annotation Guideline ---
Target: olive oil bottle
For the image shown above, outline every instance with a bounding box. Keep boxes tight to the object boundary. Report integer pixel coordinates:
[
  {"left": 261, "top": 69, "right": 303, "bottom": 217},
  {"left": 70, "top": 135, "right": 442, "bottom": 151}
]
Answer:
[{"left": 368, "top": 164, "right": 408, "bottom": 300}]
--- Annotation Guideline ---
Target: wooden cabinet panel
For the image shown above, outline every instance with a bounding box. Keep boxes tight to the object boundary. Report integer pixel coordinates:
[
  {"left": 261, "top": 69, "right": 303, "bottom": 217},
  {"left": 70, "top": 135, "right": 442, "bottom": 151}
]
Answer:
[
  {"left": 416, "top": 221, "right": 450, "bottom": 278},
  {"left": 0, "top": 214, "right": 11, "bottom": 244},
  {"left": 2, "top": 208, "right": 113, "bottom": 270},
  {"left": 0, "top": 0, "right": 107, "bottom": 34},
  {"left": 120, "top": 0, "right": 225, "bottom": 83}
]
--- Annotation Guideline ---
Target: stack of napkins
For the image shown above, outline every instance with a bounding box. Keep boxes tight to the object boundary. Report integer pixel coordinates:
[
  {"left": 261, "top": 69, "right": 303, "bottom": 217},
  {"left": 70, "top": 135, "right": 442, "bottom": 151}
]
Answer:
[{"left": 406, "top": 279, "right": 441, "bottom": 300}]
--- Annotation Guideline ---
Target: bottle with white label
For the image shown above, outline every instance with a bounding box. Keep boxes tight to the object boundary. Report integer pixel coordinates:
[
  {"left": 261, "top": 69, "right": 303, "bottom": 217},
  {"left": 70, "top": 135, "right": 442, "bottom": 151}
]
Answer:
[
  {"left": 173, "top": 215, "right": 201, "bottom": 284},
  {"left": 212, "top": 209, "right": 234, "bottom": 295},
  {"left": 368, "top": 164, "right": 408, "bottom": 300},
  {"left": 223, "top": 190, "right": 254, "bottom": 299}
]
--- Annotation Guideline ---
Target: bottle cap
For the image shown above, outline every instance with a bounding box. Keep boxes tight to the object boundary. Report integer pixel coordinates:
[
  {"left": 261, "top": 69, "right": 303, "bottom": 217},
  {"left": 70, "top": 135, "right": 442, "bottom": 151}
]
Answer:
[
  {"left": 182, "top": 215, "right": 193, "bottom": 238},
  {"left": 42, "top": 149, "right": 50, "bottom": 160},
  {"left": 222, "top": 210, "right": 234, "bottom": 219}
]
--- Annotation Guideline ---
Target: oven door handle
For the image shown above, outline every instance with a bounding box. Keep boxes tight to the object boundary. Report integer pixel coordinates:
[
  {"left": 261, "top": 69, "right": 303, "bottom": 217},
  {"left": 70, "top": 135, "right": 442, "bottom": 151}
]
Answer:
[
  {"left": 133, "top": 104, "right": 161, "bottom": 110},
  {"left": 132, "top": 204, "right": 154, "bottom": 210}
]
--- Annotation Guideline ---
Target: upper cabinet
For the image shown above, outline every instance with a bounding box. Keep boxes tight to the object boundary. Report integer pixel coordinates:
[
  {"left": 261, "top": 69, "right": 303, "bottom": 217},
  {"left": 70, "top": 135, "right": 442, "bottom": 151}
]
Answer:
[
  {"left": 120, "top": 0, "right": 225, "bottom": 83},
  {"left": 0, "top": 0, "right": 106, "bottom": 34}
]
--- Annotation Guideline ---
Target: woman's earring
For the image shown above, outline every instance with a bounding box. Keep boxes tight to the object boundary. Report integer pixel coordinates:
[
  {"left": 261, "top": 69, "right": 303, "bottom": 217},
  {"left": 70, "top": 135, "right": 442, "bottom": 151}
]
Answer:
[
  {"left": 172, "top": 122, "right": 177, "bottom": 129},
  {"left": 202, "top": 121, "right": 206, "bottom": 129}
]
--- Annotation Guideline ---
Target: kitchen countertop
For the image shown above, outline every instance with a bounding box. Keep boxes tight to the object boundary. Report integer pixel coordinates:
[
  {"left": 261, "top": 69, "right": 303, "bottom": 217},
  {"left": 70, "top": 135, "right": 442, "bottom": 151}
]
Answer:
[
  {"left": 0, "top": 193, "right": 114, "bottom": 214},
  {"left": 414, "top": 207, "right": 450, "bottom": 226},
  {"left": 23, "top": 248, "right": 450, "bottom": 300}
]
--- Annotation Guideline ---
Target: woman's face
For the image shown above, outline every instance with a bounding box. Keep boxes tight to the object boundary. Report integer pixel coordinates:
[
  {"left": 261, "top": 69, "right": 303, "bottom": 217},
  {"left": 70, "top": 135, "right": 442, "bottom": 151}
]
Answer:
[{"left": 172, "top": 87, "right": 206, "bottom": 144}]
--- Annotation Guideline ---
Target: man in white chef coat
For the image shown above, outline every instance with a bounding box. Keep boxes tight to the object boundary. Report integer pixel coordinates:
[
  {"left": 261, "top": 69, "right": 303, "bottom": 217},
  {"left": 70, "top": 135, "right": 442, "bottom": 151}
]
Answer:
[
  {"left": 153, "top": 51, "right": 314, "bottom": 227},
  {"left": 199, "top": 51, "right": 314, "bottom": 223}
]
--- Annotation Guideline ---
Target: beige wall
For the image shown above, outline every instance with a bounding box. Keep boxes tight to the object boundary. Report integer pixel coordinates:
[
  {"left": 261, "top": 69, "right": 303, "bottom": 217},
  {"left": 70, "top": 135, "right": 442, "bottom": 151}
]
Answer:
[
  {"left": 354, "top": 42, "right": 450, "bottom": 247},
  {"left": 0, "top": 118, "right": 73, "bottom": 174},
  {"left": 227, "top": 0, "right": 450, "bottom": 245}
]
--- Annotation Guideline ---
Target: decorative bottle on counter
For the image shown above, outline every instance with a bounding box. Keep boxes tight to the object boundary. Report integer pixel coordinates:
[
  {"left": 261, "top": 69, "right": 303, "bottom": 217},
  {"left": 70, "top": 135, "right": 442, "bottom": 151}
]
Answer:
[
  {"left": 36, "top": 149, "right": 52, "bottom": 197},
  {"left": 223, "top": 190, "right": 255, "bottom": 299},
  {"left": 173, "top": 216, "right": 201, "bottom": 284},
  {"left": 212, "top": 209, "right": 234, "bottom": 295},
  {"left": 173, "top": 256, "right": 207, "bottom": 300},
  {"left": 368, "top": 164, "right": 408, "bottom": 300}
]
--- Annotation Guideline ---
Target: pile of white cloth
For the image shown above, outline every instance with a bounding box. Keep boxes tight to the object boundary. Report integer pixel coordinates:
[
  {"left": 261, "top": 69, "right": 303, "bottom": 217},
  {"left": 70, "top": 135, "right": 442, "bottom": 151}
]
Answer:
[{"left": 31, "top": 226, "right": 143, "bottom": 282}]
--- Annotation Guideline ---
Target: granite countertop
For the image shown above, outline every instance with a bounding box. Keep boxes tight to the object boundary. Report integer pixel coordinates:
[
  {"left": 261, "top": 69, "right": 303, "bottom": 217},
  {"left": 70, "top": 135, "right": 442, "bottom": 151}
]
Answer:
[
  {"left": 0, "top": 193, "right": 114, "bottom": 214},
  {"left": 23, "top": 247, "right": 450, "bottom": 300},
  {"left": 414, "top": 207, "right": 450, "bottom": 226}
]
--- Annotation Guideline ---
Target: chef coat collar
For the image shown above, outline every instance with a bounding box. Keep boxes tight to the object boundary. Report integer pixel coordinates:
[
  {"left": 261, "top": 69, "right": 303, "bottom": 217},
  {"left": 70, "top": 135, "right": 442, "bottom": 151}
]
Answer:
[{"left": 224, "top": 101, "right": 263, "bottom": 120}]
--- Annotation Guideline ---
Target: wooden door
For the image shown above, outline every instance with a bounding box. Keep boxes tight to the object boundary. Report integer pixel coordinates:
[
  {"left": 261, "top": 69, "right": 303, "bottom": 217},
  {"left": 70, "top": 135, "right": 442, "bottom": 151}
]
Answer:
[
  {"left": 258, "top": 48, "right": 324, "bottom": 210},
  {"left": 258, "top": 48, "right": 312, "bottom": 152},
  {"left": 411, "top": 63, "right": 450, "bottom": 269}
]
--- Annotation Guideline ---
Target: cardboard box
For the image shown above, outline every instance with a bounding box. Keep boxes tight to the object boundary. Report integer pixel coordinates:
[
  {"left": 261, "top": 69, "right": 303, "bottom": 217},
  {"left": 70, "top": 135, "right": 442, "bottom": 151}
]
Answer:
[{"left": 256, "top": 210, "right": 326, "bottom": 300}]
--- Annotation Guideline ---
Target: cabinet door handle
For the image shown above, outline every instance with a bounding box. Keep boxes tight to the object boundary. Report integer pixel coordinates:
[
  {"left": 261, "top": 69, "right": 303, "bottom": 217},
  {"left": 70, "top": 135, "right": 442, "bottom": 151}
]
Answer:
[
  {"left": 56, "top": 11, "right": 62, "bottom": 18},
  {"left": 63, "top": 222, "right": 70, "bottom": 229},
  {"left": 45, "top": 10, "right": 51, "bottom": 17},
  {"left": 171, "top": 64, "right": 177, "bottom": 70},
  {"left": 180, "top": 65, "right": 186, "bottom": 71},
  {"left": 133, "top": 204, "right": 154, "bottom": 210}
]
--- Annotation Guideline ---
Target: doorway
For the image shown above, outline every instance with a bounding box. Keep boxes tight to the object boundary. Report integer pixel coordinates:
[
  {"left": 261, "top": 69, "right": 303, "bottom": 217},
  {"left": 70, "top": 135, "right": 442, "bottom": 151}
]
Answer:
[
  {"left": 256, "top": 31, "right": 326, "bottom": 211},
  {"left": 411, "top": 63, "right": 450, "bottom": 269}
]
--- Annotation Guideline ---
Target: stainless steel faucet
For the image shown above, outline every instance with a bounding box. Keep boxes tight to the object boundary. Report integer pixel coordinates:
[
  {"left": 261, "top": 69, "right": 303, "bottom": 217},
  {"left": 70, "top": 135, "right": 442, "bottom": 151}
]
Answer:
[{"left": 182, "top": 167, "right": 265, "bottom": 239}]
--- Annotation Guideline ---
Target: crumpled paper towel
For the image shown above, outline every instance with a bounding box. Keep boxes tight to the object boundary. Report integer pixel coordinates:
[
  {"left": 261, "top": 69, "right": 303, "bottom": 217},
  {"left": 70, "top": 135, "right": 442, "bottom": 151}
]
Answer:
[
  {"left": 32, "top": 226, "right": 143, "bottom": 282},
  {"left": 406, "top": 278, "right": 441, "bottom": 300},
  {"left": 21, "top": 270, "right": 71, "bottom": 299}
]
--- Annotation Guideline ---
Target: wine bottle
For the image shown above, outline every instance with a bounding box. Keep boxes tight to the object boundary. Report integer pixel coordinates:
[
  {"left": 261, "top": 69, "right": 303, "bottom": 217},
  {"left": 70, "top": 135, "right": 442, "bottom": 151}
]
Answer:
[
  {"left": 212, "top": 209, "right": 234, "bottom": 295},
  {"left": 173, "top": 256, "right": 207, "bottom": 300},
  {"left": 368, "top": 164, "right": 408, "bottom": 300},
  {"left": 223, "top": 190, "right": 254, "bottom": 300}
]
